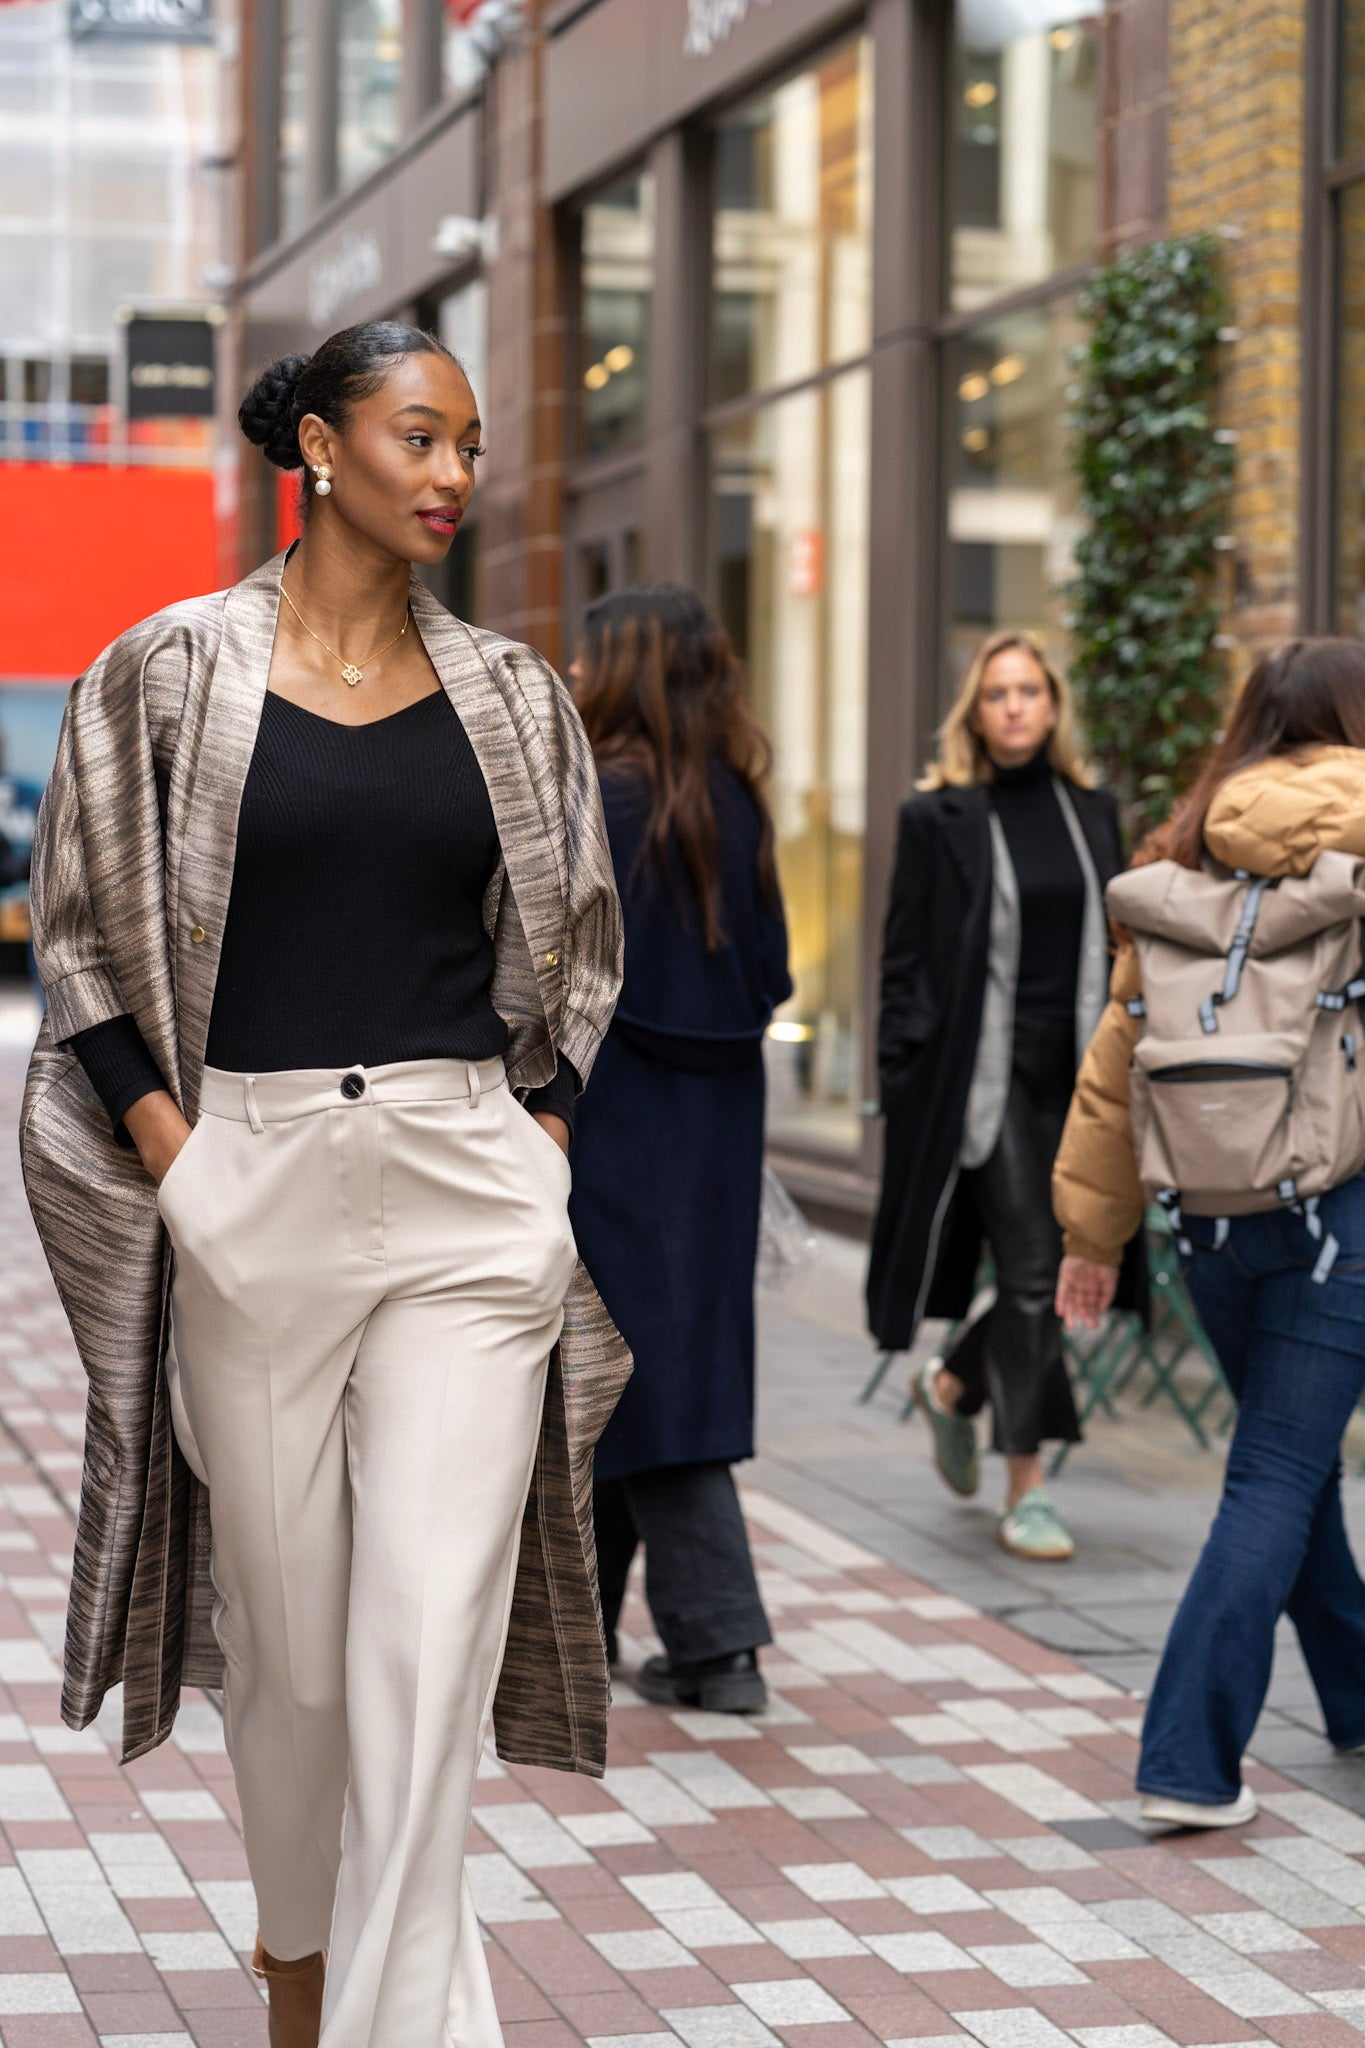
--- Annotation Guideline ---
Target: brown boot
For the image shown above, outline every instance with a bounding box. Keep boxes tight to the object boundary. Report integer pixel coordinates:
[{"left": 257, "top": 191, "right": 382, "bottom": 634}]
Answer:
[{"left": 252, "top": 1936, "right": 326, "bottom": 2048}]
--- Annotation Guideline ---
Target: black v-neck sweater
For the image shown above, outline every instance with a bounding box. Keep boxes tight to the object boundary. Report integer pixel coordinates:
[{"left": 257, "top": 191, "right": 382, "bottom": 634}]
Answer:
[{"left": 70, "top": 688, "right": 577, "bottom": 1134}]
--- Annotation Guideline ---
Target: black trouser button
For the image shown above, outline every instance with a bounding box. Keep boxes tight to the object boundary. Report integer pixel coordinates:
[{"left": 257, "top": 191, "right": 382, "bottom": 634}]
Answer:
[{"left": 340, "top": 1073, "right": 365, "bottom": 1100}]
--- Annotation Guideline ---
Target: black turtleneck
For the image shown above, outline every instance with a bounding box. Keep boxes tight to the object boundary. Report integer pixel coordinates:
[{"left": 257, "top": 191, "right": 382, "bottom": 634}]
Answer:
[{"left": 989, "top": 748, "right": 1084, "bottom": 1021}]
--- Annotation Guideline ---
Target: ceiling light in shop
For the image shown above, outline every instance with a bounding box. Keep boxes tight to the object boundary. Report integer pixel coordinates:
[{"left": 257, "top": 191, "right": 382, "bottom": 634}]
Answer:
[
  {"left": 990, "top": 353, "right": 1026, "bottom": 385},
  {"left": 958, "top": 372, "right": 990, "bottom": 403},
  {"left": 963, "top": 79, "right": 998, "bottom": 107},
  {"left": 962, "top": 427, "right": 990, "bottom": 453},
  {"left": 768, "top": 1020, "right": 815, "bottom": 1043},
  {"left": 604, "top": 344, "right": 635, "bottom": 374},
  {"left": 1050, "top": 25, "right": 1076, "bottom": 48},
  {"left": 583, "top": 363, "right": 609, "bottom": 391}
]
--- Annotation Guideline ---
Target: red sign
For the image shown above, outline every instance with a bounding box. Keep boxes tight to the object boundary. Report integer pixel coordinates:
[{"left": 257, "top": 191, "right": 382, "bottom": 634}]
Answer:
[{"left": 0, "top": 464, "right": 218, "bottom": 679}]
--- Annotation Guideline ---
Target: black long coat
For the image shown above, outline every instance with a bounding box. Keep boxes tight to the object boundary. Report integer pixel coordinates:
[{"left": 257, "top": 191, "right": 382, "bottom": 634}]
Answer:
[
  {"left": 866, "top": 778, "right": 1123, "bottom": 1353},
  {"left": 569, "top": 763, "right": 792, "bottom": 1482}
]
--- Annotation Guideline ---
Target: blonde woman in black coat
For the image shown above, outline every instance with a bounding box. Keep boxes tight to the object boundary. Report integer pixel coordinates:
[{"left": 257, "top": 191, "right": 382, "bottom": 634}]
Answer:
[{"left": 868, "top": 631, "right": 1122, "bottom": 1560}]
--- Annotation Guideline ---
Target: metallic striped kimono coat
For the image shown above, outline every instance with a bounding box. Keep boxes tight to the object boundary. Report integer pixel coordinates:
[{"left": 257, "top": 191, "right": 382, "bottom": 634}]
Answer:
[{"left": 19, "top": 550, "right": 631, "bottom": 1771}]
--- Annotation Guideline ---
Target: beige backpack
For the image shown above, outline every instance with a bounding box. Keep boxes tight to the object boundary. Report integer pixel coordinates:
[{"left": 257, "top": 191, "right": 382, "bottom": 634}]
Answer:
[{"left": 1107, "top": 850, "right": 1365, "bottom": 1271}]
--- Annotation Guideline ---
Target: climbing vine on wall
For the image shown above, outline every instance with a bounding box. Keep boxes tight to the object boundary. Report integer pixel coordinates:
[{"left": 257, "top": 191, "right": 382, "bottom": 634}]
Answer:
[{"left": 1066, "top": 233, "right": 1234, "bottom": 827}]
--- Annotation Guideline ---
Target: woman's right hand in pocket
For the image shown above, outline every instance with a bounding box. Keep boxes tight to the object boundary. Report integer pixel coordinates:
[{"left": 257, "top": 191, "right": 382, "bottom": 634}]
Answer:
[{"left": 124, "top": 1090, "right": 195, "bottom": 1187}]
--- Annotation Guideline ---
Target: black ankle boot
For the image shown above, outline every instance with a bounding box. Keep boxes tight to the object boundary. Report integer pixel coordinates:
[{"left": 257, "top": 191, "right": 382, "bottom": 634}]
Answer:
[{"left": 635, "top": 1648, "right": 767, "bottom": 1714}]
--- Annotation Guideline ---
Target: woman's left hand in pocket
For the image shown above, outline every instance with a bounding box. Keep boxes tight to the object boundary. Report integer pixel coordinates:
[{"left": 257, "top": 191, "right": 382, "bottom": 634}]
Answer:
[{"left": 531, "top": 1111, "right": 570, "bottom": 1158}]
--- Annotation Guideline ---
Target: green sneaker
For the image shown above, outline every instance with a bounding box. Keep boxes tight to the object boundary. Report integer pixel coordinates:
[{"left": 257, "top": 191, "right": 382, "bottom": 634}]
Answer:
[
  {"left": 913, "top": 1357, "right": 980, "bottom": 1497},
  {"left": 997, "top": 1487, "right": 1075, "bottom": 1561}
]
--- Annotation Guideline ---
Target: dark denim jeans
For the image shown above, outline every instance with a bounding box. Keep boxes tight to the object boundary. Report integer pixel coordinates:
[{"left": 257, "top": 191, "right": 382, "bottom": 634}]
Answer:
[{"left": 1139, "top": 1173, "right": 1365, "bottom": 1805}]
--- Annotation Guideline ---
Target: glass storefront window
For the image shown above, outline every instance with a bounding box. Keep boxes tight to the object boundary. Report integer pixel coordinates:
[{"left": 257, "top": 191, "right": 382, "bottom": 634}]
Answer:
[
  {"left": 944, "top": 296, "right": 1084, "bottom": 693},
  {"left": 338, "top": 0, "right": 403, "bottom": 194},
  {"left": 711, "top": 37, "right": 873, "bottom": 405},
  {"left": 445, "top": 11, "right": 485, "bottom": 97},
  {"left": 1335, "top": 182, "right": 1365, "bottom": 634},
  {"left": 711, "top": 368, "right": 871, "bottom": 1156},
  {"left": 952, "top": 2, "right": 1098, "bottom": 312},
  {"left": 278, "top": 0, "right": 307, "bottom": 240},
  {"left": 578, "top": 173, "right": 654, "bottom": 460}
]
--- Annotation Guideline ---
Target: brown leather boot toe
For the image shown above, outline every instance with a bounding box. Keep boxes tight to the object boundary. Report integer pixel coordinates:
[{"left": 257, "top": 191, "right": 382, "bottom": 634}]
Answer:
[{"left": 252, "top": 1936, "right": 326, "bottom": 2048}]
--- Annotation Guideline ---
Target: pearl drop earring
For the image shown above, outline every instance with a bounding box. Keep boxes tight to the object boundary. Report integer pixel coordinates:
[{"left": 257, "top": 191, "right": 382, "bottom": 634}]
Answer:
[{"left": 313, "top": 464, "right": 332, "bottom": 497}]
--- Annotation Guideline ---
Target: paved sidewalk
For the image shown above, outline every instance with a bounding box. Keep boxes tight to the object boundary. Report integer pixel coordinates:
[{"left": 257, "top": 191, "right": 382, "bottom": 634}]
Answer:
[
  {"left": 747, "top": 1239, "right": 1365, "bottom": 1817},
  {"left": 6, "top": 1011, "right": 1365, "bottom": 2047}
]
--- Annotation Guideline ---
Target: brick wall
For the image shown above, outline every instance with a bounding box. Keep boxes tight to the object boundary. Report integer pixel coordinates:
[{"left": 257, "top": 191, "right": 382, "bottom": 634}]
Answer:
[{"left": 1167, "top": 0, "right": 1307, "bottom": 660}]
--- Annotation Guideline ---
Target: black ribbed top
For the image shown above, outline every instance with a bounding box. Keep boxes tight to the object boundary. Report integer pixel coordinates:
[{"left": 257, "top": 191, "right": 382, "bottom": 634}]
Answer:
[
  {"left": 990, "top": 748, "right": 1084, "bottom": 1020},
  {"left": 208, "top": 688, "right": 506, "bottom": 1070},
  {"left": 69, "top": 688, "right": 576, "bottom": 1134}
]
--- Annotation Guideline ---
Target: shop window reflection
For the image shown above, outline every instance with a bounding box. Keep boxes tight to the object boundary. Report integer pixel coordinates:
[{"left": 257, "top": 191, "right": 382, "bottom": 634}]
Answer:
[
  {"left": 945, "top": 298, "right": 1084, "bottom": 695},
  {"left": 278, "top": 0, "right": 307, "bottom": 240},
  {"left": 952, "top": 3, "right": 1098, "bottom": 312},
  {"left": 579, "top": 174, "right": 653, "bottom": 460},
  {"left": 711, "top": 36, "right": 873, "bottom": 405},
  {"left": 712, "top": 370, "right": 870, "bottom": 1157},
  {"left": 338, "top": 0, "right": 403, "bottom": 194}
]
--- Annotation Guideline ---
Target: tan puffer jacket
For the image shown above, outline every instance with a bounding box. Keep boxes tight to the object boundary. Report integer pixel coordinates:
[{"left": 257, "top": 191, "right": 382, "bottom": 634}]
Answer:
[{"left": 1052, "top": 747, "right": 1365, "bottom": 1265}]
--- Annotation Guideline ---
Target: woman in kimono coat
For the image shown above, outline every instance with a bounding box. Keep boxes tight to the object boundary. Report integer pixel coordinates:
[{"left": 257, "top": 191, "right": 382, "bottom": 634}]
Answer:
[{"left": 19, "top": 320, "right": 628, "bottom": 2048}]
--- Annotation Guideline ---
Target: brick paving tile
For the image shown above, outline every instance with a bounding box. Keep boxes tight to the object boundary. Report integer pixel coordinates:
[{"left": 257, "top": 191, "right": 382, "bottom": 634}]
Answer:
[
  {"left": 79, "top": 1988, "right": 190, "bottom": 2032},
  {"left": 1259, "top": 2019, "right": 1365, "bottom": 2048},
  {"left": 0, "top": 2021, "right": 99, "bottom": 2047},
  {"left": 186, "top": 2018, "right": 268, "bottom": 2047},
  {"left": 500, "top": 2024, "right": 588, "bottom": 2046},
  {"left": 8, "top": 1058, "right": 1365, "bottom": 2044},
  {"left": 1313, "top": 1925, "right": 1365, "bottom": 1963}
]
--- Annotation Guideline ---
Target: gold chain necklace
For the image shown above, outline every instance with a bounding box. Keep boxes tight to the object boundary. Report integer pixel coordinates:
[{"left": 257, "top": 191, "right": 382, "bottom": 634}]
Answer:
[{"left": 279, "top": 579, "right": 410, "bottom": 687}]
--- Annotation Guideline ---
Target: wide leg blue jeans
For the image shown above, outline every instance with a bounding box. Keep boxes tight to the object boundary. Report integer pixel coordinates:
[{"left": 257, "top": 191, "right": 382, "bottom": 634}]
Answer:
[{"left": 1138, "top": 1173, "right": 1365, "bottom": 1805}]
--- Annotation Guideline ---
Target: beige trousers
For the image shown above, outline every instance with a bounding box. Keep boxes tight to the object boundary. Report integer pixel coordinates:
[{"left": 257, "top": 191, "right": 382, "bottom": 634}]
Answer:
[{"left": 158, "top": 1056, "right": 576, "bottom": 2048}]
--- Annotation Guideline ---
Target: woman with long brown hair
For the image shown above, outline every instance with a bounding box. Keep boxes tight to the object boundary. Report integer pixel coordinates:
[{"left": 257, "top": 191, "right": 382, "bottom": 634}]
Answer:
[
  {"left": 1056, "top": 638, "right": 1365, "bottom": 1830},
  {"left": 569, "top": 584, "right": 791, "bottom": 1714}
]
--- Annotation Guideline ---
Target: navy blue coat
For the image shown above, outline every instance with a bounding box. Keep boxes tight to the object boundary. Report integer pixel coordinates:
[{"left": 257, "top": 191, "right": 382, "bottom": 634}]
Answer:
[{"left": 569, "top": 762, "right": 792, "bottom": 1482}]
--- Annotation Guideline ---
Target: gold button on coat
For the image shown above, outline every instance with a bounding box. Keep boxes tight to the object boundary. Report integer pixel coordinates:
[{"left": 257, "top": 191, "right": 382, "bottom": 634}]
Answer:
[
  {"left": 544, "top": 951, "right": 559, "bottom": 967},
  {"left": 189, "top": 925, "right": 206, "bottom": 944}
]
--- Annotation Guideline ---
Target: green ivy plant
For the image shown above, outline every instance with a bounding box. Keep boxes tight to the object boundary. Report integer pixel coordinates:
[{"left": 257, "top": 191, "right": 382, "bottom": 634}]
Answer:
[{"left": 1066, "top": 233, "right": 1234, "bottom": 826}]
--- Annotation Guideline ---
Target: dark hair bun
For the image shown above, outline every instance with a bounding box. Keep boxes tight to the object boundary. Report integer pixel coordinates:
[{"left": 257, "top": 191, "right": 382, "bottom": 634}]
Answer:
[{"left": 238, "top": 353, "right": 311, "bottom": 469}]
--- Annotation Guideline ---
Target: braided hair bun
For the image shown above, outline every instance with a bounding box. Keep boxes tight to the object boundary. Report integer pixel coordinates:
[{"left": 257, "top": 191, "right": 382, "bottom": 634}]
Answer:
[{"left": 237, "top": 353, "right": 310, "bottom": 470}]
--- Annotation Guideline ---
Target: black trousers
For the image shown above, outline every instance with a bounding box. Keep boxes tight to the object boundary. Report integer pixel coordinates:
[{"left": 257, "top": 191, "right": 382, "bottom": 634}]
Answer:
[
  {"left": 595, "top": 1460, "right": 773, "bottom": 1665},
  {"left": 948, "top": 1012, "right": 1082, "bottom": 1456}
]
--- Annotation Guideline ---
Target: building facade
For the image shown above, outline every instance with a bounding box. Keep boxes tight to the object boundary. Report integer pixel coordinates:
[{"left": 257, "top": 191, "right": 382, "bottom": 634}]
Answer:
[
  {"left": 233, "top": 0, "right": 1355, "bottom": 1214},
  {"left": 0, "top": 0, "right": 232, "bottom": 680}
]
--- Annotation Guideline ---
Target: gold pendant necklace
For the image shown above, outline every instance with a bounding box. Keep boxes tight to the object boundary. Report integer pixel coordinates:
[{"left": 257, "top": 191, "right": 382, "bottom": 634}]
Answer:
[{"left": 279, "top": 579, "right": 410, "bottom": 686}]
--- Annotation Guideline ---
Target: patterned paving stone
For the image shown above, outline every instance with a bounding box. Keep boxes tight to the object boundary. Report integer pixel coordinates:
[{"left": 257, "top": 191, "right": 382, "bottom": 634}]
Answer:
[{"left": 5, "top": 1042, "right": 1365, "bottom": 2045}]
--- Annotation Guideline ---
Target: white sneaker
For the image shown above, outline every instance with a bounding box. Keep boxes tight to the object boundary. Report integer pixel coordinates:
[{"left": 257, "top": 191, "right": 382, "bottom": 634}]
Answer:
[{"left": 1138, "top": 1785, "right": 1259, "bottom": 1832}]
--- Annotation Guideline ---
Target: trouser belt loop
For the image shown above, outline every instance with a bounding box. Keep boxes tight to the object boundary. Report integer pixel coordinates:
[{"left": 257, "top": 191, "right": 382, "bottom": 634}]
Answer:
[
  {"left": 243, "top": 1074, "right": 265, "bottom": 1135},
  {"left": 466, "top": 1060, "right": 481, "bottom": 1110}
]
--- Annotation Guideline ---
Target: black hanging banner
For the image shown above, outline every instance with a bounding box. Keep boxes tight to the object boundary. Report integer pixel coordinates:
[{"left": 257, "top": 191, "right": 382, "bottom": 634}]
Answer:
[{"left": 124, "top": 315, "right": 217, "bottom": 419}]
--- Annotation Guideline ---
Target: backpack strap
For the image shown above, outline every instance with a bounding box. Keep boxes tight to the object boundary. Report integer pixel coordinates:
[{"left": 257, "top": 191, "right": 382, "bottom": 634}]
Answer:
[
  {"left": 1277, "top": 1179, "right": 1341, "bottom": 1283},
  {"left": 1315, "top": 978, "right": 1365, "bottom": 1012},
  {"left": 1155, "top": 1187, "right": 1193, "bottom": 1258},
  {"left": 1199, "top": 876, "right": 1271, "bottom": 1035}
]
